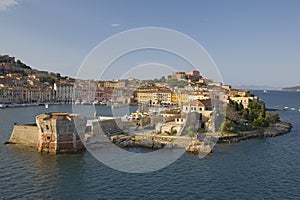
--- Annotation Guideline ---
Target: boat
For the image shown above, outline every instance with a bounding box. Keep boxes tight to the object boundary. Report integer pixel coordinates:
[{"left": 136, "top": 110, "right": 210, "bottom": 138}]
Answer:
[
  {"left": 99, "top": 101, "right": 107, "bottom": 106},
  {"left": 81, "top": 100, "right": 91, "bottom": 105},
  {"left": 263, "top": 90, "right": 268, "bottom": 94},
  {"left": 0, "top": 104, "right": 7, "bottom": 108},
  {"left": 92, "top": 100, "right": 99, "bottom": 105},
  {"left": 74, "top": 100, "right": 81, "bottom": 105}
]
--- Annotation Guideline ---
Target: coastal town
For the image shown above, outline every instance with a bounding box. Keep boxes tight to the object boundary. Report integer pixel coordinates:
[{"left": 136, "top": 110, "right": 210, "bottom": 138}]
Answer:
[
  {"left": 0, "top": 54, "right": 259, "bottom": 135},
  {"left": 2, "top": 54, "right": 292, "bottom": 154},
  {"left": 0, "top": 54, "right": 255, "bottom": 107}
]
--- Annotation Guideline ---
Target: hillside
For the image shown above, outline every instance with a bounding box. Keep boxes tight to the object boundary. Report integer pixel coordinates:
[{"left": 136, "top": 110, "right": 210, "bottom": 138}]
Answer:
[
  {"left": 0, "top": 54, "right": 32, "bottom": 75},
  {"left": 282, "top": 86, "right": 300, "bottom": 91},
  {"left": 0, "top": 54, "right": 73, "bottom": 82}
]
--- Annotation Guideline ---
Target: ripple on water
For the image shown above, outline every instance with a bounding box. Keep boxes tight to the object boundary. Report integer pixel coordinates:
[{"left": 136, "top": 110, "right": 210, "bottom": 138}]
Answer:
[{"left": 1, "top": 101, "right": 300, "bottom": 199}]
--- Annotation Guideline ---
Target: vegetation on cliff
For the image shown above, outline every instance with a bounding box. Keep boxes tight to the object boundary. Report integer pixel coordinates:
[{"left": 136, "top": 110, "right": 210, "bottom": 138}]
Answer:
[
  {"left": 221, "top": 100, "right": 280, "bottom": 134},
  {"left": 146, "top": 76, "right": 190, "bottom": 88},
  {"left": 38, "top": 76, "right": 56, "bottom": 84}
]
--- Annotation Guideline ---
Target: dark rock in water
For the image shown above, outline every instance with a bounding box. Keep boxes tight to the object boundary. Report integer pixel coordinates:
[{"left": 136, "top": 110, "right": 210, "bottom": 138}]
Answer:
[{"left": 3, "top": 141, "right": 15, "bottom": 145}]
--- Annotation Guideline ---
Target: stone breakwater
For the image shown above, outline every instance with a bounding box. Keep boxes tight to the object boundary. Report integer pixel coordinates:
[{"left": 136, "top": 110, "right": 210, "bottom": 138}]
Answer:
[
  {"left": 110, "top": 134, "right": 212, "bottom": 154},
  {"left": 218, "top": 121, "right": 293, "bottom": 144}
]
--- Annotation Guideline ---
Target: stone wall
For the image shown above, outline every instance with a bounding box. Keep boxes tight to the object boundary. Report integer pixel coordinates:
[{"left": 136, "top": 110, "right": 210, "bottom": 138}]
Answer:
[
  {"left": 36, "top": 113, "right": 85, "bottom": 154},
  {"left": 9, "top": 124, "right": 39, "bottom": 147},
  {"left": 93, "top": 118, "right": 123, "bottom": 135}
]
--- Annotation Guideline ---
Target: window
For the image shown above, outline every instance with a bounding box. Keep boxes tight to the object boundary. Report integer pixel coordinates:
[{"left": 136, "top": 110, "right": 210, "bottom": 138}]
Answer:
[{"left": 46, "top": 125, "right": 49, "bottom": 130}]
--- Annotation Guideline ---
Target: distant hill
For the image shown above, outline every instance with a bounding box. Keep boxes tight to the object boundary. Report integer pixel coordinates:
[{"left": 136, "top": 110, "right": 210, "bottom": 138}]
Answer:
[
  {"left": 282, "top": 86, "right": 300, "bottom": 91},
  {"left": 0, "top": 54, "right": 32, "bottom": 76},
  {"left": 0, "top": 54, "right": 73, "bottom": 82}
]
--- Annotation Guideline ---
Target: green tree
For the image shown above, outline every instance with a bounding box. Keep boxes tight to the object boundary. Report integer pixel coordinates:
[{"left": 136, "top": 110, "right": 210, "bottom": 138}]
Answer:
[
  {"left": 186, "top": 126, "right": 197, "bottom": 140},
  {"left": 39, "top": 76, "right": 55, "bottom": 85},
  {"left": 159, "top": 76, "right": 166, "bottom": 83},
  {"left": 261, "top": 103, "right": 266, "bottom": 118},
  {"left": 242, "top": 108, "right": 250, "bottom": 120},
  {"left": 253, "top": 113, "right": 269, "bottom": 127},
  {"left": 170, "top": 129, "right": 177, "bottom": 136},
  {"left": 248, "top": 101, "right": 261, "bottom": 111},
  {"left": 265, "top": 112, "right": 280, "bottom": 124},
  {"left": 221, "top": 118, "right": 236, "bottom": 133}
]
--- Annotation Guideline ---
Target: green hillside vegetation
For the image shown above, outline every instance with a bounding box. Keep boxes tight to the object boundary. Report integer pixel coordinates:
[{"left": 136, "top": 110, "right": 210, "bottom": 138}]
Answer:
[
  {"left": 147, "top": 76, "right": 190, "bottom": 88},
  {"left": 221, "top": 100, "right": 280, "bottom": 134},
  {"left": 16, "top": 60, "right": 31, "bottom": 69},
  {"left": 39, "top": 76, "right": 56, "bottom": 84}
]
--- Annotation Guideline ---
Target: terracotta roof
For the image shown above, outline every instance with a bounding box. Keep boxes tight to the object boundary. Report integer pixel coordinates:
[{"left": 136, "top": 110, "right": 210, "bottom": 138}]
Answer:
[{"left": 183, "top": 99, "right": 212, "bottom": 107}]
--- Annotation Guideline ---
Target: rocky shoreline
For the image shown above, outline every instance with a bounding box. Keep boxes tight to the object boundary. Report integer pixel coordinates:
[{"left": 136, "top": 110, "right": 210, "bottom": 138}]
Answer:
[
  {"left": 5, "top": 114, "right": 293, "bottom": 156},
  {"left": 109, "top": 134, "right": 212, "bottom": 154},
  {"left": 105, "top": 121, "right": 293, "bottom": 155},
  {"left": 218, "top": 121, "right": 293, "bottom": 144}
]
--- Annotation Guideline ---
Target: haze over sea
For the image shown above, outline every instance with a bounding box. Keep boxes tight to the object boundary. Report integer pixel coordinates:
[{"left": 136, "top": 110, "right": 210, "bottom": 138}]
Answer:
[{"left": 1, "top": 90, "right": 300, "bottom": 199}]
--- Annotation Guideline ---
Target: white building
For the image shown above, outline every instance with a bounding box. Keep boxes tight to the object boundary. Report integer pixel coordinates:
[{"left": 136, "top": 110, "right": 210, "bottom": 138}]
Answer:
[
  {"left": 182, "top": 99, "right": 213, "bottom": 119},
  {"left": 229, "top": 96, "right": 259, "bottom": 108},
  {"left": 54, "top": 83, "right": 74, "bottom": 102}
]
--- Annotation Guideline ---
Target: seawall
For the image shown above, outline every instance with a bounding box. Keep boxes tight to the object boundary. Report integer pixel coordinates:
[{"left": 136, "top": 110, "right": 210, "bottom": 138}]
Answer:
[
  {"left": 8, "top": 113, "right": 86, "bottom": 154},
  {"left": 9, "top": 124, "right": 39, "bottom": 147}
]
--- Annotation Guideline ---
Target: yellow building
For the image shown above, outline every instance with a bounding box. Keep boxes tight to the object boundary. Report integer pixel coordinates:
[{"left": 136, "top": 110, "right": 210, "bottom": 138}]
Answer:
[
  {"left": 136, "top": 92, "right": 153, "bottom": 104},
  {"left": 104, "top": 81, "right": 118, "bottom": 89},
  {"left": 177, "top": 93, "right": 188, "bottom": 105},
  {"left": 135, "top": 85, "right": 172, "bottom": 105},
  {"left": 171, "top": 93, "right": 178, "bottom": 105}
]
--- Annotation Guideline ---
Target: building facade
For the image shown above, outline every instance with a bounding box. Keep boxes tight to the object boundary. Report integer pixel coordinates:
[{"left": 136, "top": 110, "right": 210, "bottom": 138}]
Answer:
[{"left": 54, "top": 83, "right": 74, "bottom": 103}]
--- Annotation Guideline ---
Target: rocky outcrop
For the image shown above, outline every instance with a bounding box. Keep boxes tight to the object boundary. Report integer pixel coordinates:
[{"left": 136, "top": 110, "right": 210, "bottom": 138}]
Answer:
[
  {"left": 218, "top": 121, "right": 293, "bottom": 144},
  {"left": 109, "top": 133, "right": 214, "bottom": 155},
  {"left": 111, "top": 134, "right": 166, "bottom": 149},
  {"left": 186, "top": 140, "right": 212, "bottom": 155}
]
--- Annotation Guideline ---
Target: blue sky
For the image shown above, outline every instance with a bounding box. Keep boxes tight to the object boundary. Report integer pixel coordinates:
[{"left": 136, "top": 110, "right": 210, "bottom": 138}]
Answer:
[{"left": 0, "top": 0, "right": 299, "bottom": 89}]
